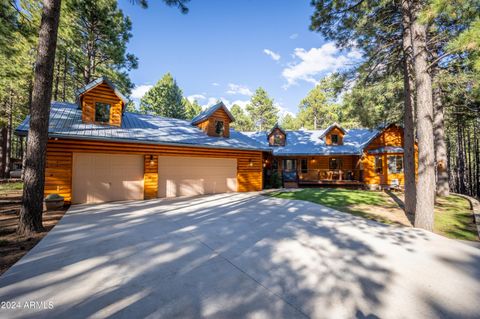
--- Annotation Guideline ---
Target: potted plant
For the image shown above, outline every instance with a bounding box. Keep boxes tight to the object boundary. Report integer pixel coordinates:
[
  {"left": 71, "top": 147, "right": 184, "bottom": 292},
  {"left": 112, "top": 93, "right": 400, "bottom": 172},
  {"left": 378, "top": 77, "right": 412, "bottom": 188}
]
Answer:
[{"left": 44, "top": 194, "right": 64, "bottom": 211}]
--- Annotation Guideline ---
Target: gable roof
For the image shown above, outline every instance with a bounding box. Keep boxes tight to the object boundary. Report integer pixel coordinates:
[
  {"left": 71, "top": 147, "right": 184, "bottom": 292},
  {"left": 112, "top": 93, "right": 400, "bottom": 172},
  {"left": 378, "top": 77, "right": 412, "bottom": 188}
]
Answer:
[
  {"left": 191, "top": 101, "right": 235, "bottom": 125},
  {"left": 76, "top": 77, "right": 128, "bottom": 105},
  {"left": 15, "top": 102, "right": 269, "bottom": 152},
  {"left": 318, "top": 122, "right": 347, "bottom": 139},
  {"left": 244, "top": 128, "right": 379, "bottom": 156},
  {"left": 267, "top": 123, "right": 286, "bottom": 137}
]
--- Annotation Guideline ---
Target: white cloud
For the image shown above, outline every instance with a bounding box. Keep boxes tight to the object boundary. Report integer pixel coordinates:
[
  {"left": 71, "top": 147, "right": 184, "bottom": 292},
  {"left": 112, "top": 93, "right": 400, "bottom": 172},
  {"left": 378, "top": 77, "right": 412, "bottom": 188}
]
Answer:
[
  {"left": 131, "top": 84, "right": 153, "bottom": 99},
  {"left": 230, "top": 99, "right": 250, "bottom": 110},
  {"left": 226, "top": 83, "right": 253, "bottom": 96},
  {"left": 263, "top": 49, "right": 281, "bottom": 61},
  {"left": 282, "top": 42, "right": 362, "bottom": 87},
  {"left": 275, "top": 102, "right": 295, "bottom": 118},
  {"left": 187, "top": 94, "right": 206, "bottom": 103},
  {"left": 211, "top": 82, "right": 220, "bottom": 86},
  {"left": 289, "top": 33, "right": 298, "bottom": 40}
]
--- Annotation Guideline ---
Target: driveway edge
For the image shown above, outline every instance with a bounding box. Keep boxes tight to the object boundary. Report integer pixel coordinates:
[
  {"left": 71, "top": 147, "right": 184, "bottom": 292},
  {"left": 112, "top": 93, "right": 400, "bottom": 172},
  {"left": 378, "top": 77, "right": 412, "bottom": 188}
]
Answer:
[{"left": 455, "top": 193, "right": 480, "bottom": 240}]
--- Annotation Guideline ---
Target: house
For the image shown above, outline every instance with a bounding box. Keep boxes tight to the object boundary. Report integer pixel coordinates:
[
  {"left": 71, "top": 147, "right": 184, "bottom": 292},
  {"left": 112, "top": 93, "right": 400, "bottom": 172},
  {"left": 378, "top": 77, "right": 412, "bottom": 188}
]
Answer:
[
  {"left": 16, "top": 77, "right": 415, "bottom": 204},
  {"left": 245, "top": 123, "right": 416, "bottom": 189}
]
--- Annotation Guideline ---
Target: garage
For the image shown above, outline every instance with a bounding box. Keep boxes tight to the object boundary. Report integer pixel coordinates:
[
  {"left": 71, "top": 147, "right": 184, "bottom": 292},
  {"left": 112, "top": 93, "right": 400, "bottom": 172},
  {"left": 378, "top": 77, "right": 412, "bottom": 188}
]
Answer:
[
  {"left": 72, "top": 153, "right": 144, "bottom": 204},
  {"left": 158, "top": 156, "right": 237, "bottom": 197}
]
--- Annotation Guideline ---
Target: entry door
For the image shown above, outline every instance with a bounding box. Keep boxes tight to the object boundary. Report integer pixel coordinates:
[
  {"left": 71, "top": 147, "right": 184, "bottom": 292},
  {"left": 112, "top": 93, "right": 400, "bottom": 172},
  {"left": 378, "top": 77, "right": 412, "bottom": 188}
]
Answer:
[
  {"left": 72, "top": 153, "right": 144, "bottom": 204},
  {"left": 157, "top": 156, "right": 237, "bottom": 197}
]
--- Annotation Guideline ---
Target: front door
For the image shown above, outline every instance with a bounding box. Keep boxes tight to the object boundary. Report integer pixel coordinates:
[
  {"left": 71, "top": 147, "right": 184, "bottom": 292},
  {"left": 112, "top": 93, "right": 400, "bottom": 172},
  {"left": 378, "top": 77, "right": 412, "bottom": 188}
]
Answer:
[{"left": 283, "top": 159, "right": 297, "bottom": 172}]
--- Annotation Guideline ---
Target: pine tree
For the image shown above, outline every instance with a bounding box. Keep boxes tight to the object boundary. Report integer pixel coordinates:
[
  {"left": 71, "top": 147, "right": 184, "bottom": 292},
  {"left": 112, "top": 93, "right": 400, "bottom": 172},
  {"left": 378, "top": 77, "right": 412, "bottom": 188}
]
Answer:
[
  {"left": 140, "top": 73, "right": 186, "bottom": 119},
  {"left": 281, "top": 114, "right": 300, "bottom": 130},
  {"left": 183, "top": 98, "right": 202, "bottom": 120},
  {"left": 246, "top": 88, "right": 278, "bottom": 131},
  {"left": 230, "top": 104, "right": 254, "bottom": 131}
]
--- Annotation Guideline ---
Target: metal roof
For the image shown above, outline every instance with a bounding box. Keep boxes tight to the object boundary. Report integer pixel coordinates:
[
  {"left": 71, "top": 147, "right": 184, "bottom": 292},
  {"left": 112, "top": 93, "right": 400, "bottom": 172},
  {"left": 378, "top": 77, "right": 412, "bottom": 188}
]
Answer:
[
  {"left": 190, "top": 101, "right": 235, "bottom": 125},
  {"left": 244, "top": 128, "right": 379, "bottom": 156},
  {"left": 75, "top": 77, "right": 128, "bottom": 105},
  {"left": 368, "top": 146, "right": 404, "bottom": 154},
  {"left": 15, "top": 102, "right": 270, "bottom": 152}
]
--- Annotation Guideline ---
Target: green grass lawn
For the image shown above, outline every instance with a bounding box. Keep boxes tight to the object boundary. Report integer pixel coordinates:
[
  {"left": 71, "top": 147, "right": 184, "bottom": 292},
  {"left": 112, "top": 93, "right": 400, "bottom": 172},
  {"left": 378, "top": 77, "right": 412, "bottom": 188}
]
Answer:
[
  {"left": 269, "top": 188, "right": 479, "bottom": 241},
  {"left": 0, "top": 182, "right": 23, "bottom": 194}
]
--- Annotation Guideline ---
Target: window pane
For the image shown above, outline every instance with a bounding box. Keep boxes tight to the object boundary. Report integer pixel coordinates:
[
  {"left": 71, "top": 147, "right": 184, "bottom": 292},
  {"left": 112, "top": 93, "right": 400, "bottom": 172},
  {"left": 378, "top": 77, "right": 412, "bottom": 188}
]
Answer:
[
  {"left": 215, "top": 120, "right": 224, "bottom": 135},
  {"left": 375, "top": 156, "right": 383, "bottom": 174},
  {"left": 396, "top": 156, "right": 403, "bottom": 172},
  {"left": 331, "top": 134, "right": 338, "bottom": 144},
  {"left": 95, "top": 102, "right": 110, "bottom": 123}
]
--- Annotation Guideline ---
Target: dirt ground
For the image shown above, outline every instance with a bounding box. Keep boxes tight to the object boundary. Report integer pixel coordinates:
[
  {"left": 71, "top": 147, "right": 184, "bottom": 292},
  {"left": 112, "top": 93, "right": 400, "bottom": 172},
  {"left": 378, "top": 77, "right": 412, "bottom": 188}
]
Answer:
[{"left": 0, "top": 190, "right": 67, "bottom": 276}]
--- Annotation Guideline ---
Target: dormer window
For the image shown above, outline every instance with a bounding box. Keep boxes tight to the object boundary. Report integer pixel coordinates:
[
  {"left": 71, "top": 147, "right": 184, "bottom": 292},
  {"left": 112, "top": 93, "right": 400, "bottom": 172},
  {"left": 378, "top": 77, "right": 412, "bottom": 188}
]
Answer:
[
  {"left": 331, "top": 134, "right": 339, "bottom": 145},
  {"left": 215, "top": 120, "right": 225, "bottom": 136},
  {"left": 95, "top": 102, "right": 111, "bottom": 123},
  {"left": 273, "top": 133, "right": 282, "bottom": 146}
]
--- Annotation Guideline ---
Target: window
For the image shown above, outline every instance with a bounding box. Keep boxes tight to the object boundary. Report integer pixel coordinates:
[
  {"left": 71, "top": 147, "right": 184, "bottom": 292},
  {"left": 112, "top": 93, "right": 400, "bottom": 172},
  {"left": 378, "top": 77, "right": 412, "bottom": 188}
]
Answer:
[
  {"left": 283, "top": 159, "right": 297, "bottom": 171},
  {"left": 95, "top": 102, "right": 111, "bottom": 123},
  {"left": 273, "top": 133, "right": 282, "bottom": 146},
  {"left": 301, "top": 159, "right": 308, "bottom": 173},
  {"left": 375, "top": 156, "right": 383, "bottom": 174},
  {"left": 388, "top": 155, "right": 403, "bottom": 174},
  {"left": 331, "top": 134, "right": 339, "bottom": 145},
  {"left": 329, "top": 158, "right": 342, "bottom": 170},
  {"left": 215, "top": 120, "right": 224, "bottom": 136}
]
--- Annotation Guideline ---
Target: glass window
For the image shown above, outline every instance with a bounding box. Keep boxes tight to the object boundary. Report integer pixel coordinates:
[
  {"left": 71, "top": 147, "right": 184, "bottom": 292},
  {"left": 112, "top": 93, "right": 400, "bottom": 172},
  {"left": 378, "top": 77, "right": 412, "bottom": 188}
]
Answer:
[
  {"left": 375, "top": 156, "right": 383, "bottom": 174},
  {"left": 329, "top": 158, "right": 342, "bottom": 169},
  {"left": 215, "top": 120, "right": 224, "bottom": 136},
  {"left": 331, "top": 134, "right": 339, "bottom": 145},
  {"left": 388, "top": 155, "right": 403, "bottom": 174},
  {"left": 283, "top": 159, "right": 297, "bottom": 171},
  {"left": 273, "top": 133, "right": 282, "bottom": 145},
  {"left": 301, "top": 159, "right": 308, "bottom": 173},
  {"left": 95, "top": 102, "right": 110, "bottom": 123}
]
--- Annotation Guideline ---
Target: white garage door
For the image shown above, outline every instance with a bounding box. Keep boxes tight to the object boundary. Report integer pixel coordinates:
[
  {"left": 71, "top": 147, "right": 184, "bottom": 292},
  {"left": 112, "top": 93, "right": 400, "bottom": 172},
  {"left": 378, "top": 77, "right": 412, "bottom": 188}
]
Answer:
[
  {"left": 158, "top": 157, "right": 237, "bottom": 198},
  {"left": 72, "top": 153, "right": 144, "bottom": 204}
]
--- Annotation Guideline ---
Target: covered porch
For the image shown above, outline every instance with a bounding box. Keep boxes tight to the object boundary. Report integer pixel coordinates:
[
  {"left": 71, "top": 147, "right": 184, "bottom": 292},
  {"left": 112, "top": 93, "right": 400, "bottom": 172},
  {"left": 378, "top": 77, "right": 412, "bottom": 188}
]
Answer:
[{"left": 265, "top": 155, "right": 365, "bottom": 187}]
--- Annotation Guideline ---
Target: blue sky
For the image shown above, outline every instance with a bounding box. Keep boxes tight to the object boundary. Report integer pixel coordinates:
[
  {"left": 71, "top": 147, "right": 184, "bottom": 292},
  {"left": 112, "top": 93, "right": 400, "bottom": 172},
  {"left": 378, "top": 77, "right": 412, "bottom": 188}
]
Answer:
[{"left": 119, "top": 0, "right": 361, "bottom": 116}]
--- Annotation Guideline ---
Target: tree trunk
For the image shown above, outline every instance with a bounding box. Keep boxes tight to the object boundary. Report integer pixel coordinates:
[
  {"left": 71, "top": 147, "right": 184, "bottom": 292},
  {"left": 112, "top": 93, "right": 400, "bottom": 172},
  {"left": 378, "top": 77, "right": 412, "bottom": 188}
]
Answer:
[
  {"left": 0, "top": 127, "right": 6, "bottom": 179},
  {"left": 62, "top": 53, "right": 67, "bottom": 101},
  {"left": 18, "top": 0, "right": 62, "bottom": 236},
  {"left": 432, "top": 71, "right": 449, "bottom": 196},
  {"left": 5, "top": 94, "right": 13, "bottom": 178},
  {"left": 401, "top": 0, "right": 416, "bottom": 218},
  {"left": 457, "top": 119, "right": 466, "bottom": 194},
  {"left": 53, "top": 56, "right": 60, "bottom": 101},
  {"left": 411, "top": 2, "right": 435, "bottom": 231}
]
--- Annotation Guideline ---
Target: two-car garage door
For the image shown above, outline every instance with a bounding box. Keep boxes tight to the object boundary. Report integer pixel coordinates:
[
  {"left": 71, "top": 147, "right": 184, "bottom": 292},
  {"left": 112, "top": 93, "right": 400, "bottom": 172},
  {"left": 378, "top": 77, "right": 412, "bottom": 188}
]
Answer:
[
  {"left": 157, "top": 156, "right": 237, "bottom": 197},
  {"left": 72, "top": 153, "right": 237, "bottom": 203},
  {"left": 72, "top": 153, "right": 144, "bottom": 204}
]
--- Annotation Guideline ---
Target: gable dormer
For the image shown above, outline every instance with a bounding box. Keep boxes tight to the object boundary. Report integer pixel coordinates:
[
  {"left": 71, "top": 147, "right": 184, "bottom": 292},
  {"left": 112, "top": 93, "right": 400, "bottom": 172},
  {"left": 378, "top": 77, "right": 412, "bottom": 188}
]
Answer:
[
  {"left": 267, "top": 124, "right": 286, "bottom": 146},
  {"left": 191, "top": 101, "right": 234, "bottom": 138},
  {"left": 320, "top": 123, "right": 346, "bottom": 145},
  {"left": 76, "top": 77, "right": 127, "bottom": 127}
]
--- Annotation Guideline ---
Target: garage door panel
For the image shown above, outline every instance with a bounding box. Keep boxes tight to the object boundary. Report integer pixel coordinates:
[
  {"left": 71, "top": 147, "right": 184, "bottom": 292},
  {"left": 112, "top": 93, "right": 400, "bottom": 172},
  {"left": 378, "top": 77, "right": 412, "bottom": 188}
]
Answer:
[
  {"left": 158, "top": 157, "right": 237, "bottom": 198},
  {"left": 73, "top": 153, "right": 144, "bottom": 204}
]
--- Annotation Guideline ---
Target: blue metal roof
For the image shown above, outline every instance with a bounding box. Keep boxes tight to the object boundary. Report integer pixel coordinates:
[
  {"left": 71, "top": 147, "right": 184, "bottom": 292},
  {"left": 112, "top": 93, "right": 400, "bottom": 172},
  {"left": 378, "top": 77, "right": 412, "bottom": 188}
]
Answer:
[
  {"left": 15, "top": 102, "right": 270, "bottom": 152},
  {"left": 190, "top": 101, "right": 235, "bottom": 125},
  {"left": 76, "top": 77, "right": 128, "bottom": 105},
  {"left": 368, "top": 146, "right": 404, "bottom": 154},
  {"left": 244, "top": 128, "right": 379, "bottom": 156}
]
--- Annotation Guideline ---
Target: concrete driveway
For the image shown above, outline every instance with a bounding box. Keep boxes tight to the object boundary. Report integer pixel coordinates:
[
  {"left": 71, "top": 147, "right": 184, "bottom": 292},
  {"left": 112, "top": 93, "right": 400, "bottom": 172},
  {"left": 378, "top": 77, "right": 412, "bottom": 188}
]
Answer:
[{"left": 0, "top": 193, "right": 479, "bottom": 319}]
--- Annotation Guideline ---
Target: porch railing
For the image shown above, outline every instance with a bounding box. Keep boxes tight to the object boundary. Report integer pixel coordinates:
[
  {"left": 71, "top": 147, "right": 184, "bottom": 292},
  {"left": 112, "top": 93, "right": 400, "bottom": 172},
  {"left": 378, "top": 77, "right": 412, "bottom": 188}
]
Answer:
[{"left": 283, "top": 169, "right": 364, "bottom": 183}]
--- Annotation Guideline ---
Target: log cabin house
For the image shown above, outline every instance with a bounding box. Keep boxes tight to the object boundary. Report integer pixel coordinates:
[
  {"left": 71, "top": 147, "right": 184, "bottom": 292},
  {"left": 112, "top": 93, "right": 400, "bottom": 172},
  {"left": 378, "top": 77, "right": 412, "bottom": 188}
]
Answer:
[{"left": 16, "top": 77, "right": 416, "bottom": 204}]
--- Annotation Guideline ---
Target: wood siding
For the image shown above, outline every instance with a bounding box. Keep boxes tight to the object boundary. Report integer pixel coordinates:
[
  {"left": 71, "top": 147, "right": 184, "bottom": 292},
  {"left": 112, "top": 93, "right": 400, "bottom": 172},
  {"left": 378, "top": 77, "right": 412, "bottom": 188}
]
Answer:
[
  {"left": 144, "top": 154, "right": 158, "bottom": 199},
  {"left": 45, "top": 138, "right": 263, "bottom": 202},
  {"left": 196, "top": 108, "right": 231, "bottom": 138},
  {"left": 362, "top": 125, "right": 418, "bottom": 186},
  {"left": 268, "top": 128, "right": 286, "bottom": 146},
  {"left": 325, "top": 127, "right": 344, "bottom": 145},
  {"left": 81, "top": 83, "right": 123, "bottom": 126}
]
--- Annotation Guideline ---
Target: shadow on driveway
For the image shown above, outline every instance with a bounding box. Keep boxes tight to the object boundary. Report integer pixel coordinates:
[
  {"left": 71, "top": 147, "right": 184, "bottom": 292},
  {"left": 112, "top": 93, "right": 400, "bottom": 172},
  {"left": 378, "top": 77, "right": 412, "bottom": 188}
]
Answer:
[{"left": 0, "top": 193, "right": 479, "bottom": 318}]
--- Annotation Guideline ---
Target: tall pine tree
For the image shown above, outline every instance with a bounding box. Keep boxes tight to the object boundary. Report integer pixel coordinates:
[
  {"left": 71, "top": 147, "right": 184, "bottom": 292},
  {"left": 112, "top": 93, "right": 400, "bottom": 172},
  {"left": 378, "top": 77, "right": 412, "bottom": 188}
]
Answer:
[
  {"left": 246, "top": 88, "right": 278, "bottom": 131},
  {"left": 140, "top": 73, "right": 186, "bottom": 119}
]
